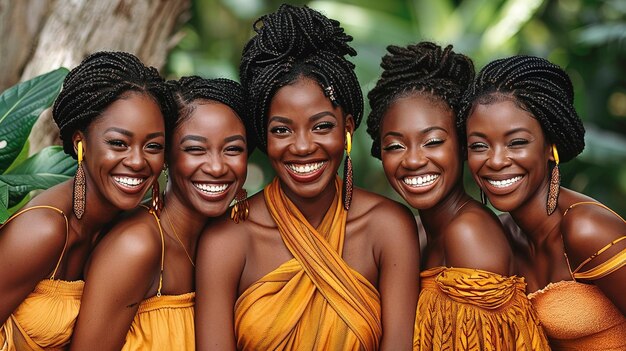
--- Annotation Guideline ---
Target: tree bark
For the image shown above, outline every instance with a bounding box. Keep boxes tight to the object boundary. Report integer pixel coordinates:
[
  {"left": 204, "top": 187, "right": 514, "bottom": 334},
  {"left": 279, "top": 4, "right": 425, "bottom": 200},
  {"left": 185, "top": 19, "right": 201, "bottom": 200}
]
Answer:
[{"left": 0, "top": 0, "right": 190, "bottom": 153}]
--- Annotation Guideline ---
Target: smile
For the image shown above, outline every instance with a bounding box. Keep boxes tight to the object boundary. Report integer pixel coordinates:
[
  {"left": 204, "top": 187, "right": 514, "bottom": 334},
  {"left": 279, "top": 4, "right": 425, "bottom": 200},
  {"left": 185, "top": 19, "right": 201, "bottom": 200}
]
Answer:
[
  {"left": 487, "top": 176, "right": 522, "bottom": 188},
  {"left": 113, "top": 176, "right": 145, "bottom": 187},
  {"left": 193, "top": 183, "right": 229, "bottom": 194},
  {"left": 287, "top": 162, "right": 325, "bottom": 175},
  {"left": 403, "top": 174, "right": 438, "bottom": 187}
]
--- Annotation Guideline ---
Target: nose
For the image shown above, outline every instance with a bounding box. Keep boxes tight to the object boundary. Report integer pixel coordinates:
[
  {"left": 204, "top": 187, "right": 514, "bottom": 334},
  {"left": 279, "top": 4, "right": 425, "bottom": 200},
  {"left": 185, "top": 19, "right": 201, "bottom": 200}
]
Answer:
[
  {"left": 202, "top": 153, "right": 228, "bottom": 177},
  {"left": 290, "top": 131, "right": 315, "bottom": 156},
  {"left": 486, "top": 145, "right": 511, "bottom": 170},
  {"left": 122, "top": 147, "right": 147, "bottom": 171},
  {"left": 401, "top": 147, "right": 427, "bottom": 170}
]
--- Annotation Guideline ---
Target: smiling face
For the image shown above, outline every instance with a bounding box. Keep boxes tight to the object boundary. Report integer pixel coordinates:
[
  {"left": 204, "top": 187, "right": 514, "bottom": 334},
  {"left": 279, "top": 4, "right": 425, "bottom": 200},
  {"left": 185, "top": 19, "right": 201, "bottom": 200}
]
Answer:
[
  {"left": 78, "top": 92, "right": 166, "bottom": 211},
  {"left": 380, "top": 94, "right": 461, "bottom": 210},
  {"left": 266, "top": 76, "right": 354, "bottom": 201},
  {"left": 466, "top": 99, "right": 552, "bottom": 212},
  {"left": 167, "top": 102, "right": 247, "bottom": 217}
]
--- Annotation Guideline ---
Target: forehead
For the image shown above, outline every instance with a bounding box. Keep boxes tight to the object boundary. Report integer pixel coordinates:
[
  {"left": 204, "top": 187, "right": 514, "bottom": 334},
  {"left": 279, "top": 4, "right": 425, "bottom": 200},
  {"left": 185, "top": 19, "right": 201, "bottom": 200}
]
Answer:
[
  {"left": 176, "top": 102, "right": 245, "bottom": 136},
  {"left": 268, "top": 77, "right": 340, "bottom": 121},
  {"left": 382, "top": 94, "right": 454, "bottom": 132},
  {"left": 89, "top": 92, "right": 164, "bottom": 133},
  {"left": 468, "top": 100, "right": 543, "bottom": 134}
]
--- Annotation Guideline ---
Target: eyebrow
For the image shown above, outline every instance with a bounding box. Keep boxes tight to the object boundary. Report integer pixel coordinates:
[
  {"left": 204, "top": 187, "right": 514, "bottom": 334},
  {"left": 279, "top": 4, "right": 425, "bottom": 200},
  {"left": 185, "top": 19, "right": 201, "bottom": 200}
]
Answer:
[
  {"left": 468, "top": 127, "right": 532, "bottom": 138},
  {"left": 180, "top": 134, "right": 245, "bottom": 144},
  {"left": 104, "top": 128, "right": 164, "bottom": 140},
  {"left": 268, "top": 111, "right": 338, "bottom": 124},
  {"left": 382, "top": 126, "right": 446, "bottom": 139}
]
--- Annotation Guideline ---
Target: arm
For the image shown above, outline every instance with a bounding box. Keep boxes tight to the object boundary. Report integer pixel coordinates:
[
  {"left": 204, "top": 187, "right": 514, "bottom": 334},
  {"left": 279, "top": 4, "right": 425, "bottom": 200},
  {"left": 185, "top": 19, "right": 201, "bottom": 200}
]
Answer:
[
  {"left": 70, "top": 219, "right": 160, "bottom": 350},
  {"left": 561, "top": 205, "right": 626, "bottom": 315},
  {"left": 195, "top": 218, "right": 247, "bottom": 351},
  {"left": 374, "top": 203, "right": 420, "bottom": 351},
  {"left": 0, "top": 209, "right": 66, "bottom": 324}
]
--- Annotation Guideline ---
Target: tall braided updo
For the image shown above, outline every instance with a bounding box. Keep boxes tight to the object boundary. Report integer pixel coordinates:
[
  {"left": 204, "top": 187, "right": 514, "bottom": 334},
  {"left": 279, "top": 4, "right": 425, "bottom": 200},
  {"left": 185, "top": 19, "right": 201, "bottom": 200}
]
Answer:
[
  {"left": 167, "top": 75, "right": 255, "bottom": 154},
  {"left": 458, "top": 55, "right": 585, "bottom": 162},
  {"left": 53, "top": 51, "right": 175, "bottom": 158},
  {"left": 239, "top": 3, "right": 363, "bottom": 152},
  {"left": 366, "top": 42, "right": 475, "bottom": 159}
]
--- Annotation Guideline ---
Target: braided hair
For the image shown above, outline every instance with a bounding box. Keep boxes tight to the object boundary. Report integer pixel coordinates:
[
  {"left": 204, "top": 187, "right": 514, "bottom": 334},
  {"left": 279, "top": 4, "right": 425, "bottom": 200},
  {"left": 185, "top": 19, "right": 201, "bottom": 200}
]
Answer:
[
  {"left": 458, "top": 55, "right": 585, "bottom": 162},
  {"left": 52, "top": 51, "right": 175, "bottom": 158},
  {"left": 167, "top": 75, "right": 255, "bottom": 154},
  {"left": 366, "top": 42, "right": 475, "bottom": 159},
  {"left": 239, "top": 3, "right": 363, "bottom": 152}
]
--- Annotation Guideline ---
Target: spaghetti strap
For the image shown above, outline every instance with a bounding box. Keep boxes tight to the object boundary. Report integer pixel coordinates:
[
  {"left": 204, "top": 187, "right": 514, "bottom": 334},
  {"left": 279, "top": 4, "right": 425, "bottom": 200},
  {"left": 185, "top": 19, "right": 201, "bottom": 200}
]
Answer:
[
  {"left": 2, "top": 205, "right": 69, "bottom": 279},
  {"left": 563, "top": 201, "right": 626, "bottom": 222},
  {"left": 146, "top": 207, "right": 165, "bottom": 297}
]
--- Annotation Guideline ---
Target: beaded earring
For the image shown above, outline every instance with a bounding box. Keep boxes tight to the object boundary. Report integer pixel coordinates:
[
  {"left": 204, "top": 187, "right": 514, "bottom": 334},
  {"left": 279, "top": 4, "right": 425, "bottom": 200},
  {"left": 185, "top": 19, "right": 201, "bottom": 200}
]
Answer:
[
  {"left": 343, "top": 132, "right": 353, "bottom": 211},
  {"left": 73, "top": 141, "right": 86, "bottom": 219},
  {"left": 547, "top": 144, "right": 560, "bottom": 215}
]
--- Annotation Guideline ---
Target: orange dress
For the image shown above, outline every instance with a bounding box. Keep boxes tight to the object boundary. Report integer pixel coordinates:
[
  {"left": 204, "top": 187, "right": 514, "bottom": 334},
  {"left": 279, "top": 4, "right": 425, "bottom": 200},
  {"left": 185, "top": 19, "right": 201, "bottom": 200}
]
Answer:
[
  {"left": 528, "top": 202, "right": 626, "bottom": 350},
  {"left": 415, "top": 267, "right": 550, "bottom": 351},
  {"left": 235, "top": 177, "right": 381, "bottom": 351},
  {"left": 1, "top": 206, "right": 83, "bottom": 351},
  {"left": 121, "top": 209, "right": 195, "bottom": 351}
]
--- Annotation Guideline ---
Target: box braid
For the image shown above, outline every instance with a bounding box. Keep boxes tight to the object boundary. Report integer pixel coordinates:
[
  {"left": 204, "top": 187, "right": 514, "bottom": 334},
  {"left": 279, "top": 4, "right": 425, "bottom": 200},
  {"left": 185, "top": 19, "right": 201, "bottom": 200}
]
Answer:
[
  {"left": 239, "top": 3, "right": 363, "bottom": 152},
  {"left": 458, "top": 55, "right": 585, "bottom": 163},
  {"left": 366, "top": 42, "right": 475, "bottom": 159},
  {"left": 52, "top": 51, "right": 175, "bottom": 158},
  {"left": 167, "top": 75, "right": 256, "bottom": 154}
]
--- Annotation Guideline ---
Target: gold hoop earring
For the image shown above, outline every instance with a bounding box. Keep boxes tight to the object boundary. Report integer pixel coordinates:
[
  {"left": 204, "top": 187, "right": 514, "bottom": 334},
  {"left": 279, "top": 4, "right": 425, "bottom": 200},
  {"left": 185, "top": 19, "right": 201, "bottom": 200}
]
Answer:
[
  {"left": 231, "top": 189, "right": 249, "bottom": 223},
  {"left": 73, "top": 141, "right": 86, "bottom": 219},
  {"left": 343, "top": 132, "right": 353, "bottom": 211},
  {"left": 547, "top": 144, "right": 560, "bottom": 215}
]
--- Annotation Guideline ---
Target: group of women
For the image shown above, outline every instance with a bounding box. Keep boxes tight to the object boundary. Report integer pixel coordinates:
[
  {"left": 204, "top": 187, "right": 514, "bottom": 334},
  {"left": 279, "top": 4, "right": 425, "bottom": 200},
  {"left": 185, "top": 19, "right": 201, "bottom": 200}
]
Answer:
[{"left": 1, "top": 3, "right": 624, "bottom": 351}]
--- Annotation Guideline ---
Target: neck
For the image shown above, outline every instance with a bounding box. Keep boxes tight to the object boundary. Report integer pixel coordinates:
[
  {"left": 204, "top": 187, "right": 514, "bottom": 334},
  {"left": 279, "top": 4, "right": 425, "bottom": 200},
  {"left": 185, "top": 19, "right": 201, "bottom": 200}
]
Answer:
[
  {"left": 70, "top": 181, "right": 121, "bottom": 239},
  {"left": 279, "top": 177, "right": 337, "bottom": 228},
  {"left": 419, "top": 183, "right": 471, "bottom": 239},
  {"left": 161, "top": 192, "right": 206, "bottom": 244},
  {"left": 510, "top": 183, "right": 561, "bottom": 246}
]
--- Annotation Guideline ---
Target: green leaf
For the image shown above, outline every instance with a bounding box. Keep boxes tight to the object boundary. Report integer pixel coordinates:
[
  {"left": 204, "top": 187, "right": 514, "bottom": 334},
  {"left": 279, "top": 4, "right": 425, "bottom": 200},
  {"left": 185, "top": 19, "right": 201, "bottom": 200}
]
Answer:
[
  {"left": 0, "top": 180, "right": 9, "bottom": 223},
  {"left": 0, "top": 146, "right": 76, "bottom": 206},
  {"left": 0, "top": 67, "right": 69, "bottom": 173}
]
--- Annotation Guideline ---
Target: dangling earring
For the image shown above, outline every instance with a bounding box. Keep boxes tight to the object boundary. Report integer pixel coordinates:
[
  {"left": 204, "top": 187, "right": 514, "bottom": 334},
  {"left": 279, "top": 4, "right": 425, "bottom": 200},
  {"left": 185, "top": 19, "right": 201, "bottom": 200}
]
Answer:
[
  {"left": 151, "top": 180, "right": 162, "bottom": 216},
  {"left": 231, "top": 189, "right": 249, "bottom": 223},
  {"left": 480, "top": 188, "right": 488, "bottom": 205},
  {"left": 547, "top": 144, "right": 560, "bottom": 216},
  {"left": 343, "top": 131, "right": 353, "bottom": 211},
  {"left": 73, "top": 141, "right": 86, "bottom": 219}
]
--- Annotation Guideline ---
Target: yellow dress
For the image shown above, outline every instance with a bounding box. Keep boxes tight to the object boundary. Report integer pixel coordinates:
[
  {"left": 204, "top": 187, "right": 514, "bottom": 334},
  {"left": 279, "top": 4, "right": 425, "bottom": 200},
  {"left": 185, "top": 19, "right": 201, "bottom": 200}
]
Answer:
[
  {"left": 121, "top": 209, "right": 195, "bottom": 351},
  {"left": 415, "top": 267, "right": 550, "bottom": 351},
  {"left": 528, "top": 202, "right": 626, "bottom": 351},
  {"left": 1, "top": 206, "right": 83, "bottom": 351},
  {"left": 235, "top": 177, "right": 381, "bottom": 351}
]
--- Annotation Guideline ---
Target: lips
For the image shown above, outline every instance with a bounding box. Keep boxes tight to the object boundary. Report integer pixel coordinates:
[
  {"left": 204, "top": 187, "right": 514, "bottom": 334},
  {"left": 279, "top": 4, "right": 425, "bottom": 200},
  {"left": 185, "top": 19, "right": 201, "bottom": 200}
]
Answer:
[
  {"left": 285, "top": 161, "right": 327, "bottom": 182},
  {"left": 403, "top": 173, "right": 439, "bottom": 188},
  {"left": 485, "top": 175, "right": 523, "bottom": 188},
  {"left": 192, "top": 182, "right": 231, "bottom": 201},
  {"left": 112, "top": 175, "right": 148, "bottom": 194}
]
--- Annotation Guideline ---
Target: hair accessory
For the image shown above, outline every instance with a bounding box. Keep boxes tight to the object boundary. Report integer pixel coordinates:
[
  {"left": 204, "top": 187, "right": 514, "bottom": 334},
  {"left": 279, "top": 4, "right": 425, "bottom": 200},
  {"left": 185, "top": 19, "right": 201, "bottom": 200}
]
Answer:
[
  {"left": 231, "top": 188, "right": 250, "bottom": 223},
  {"left": 547, "top": 144, "right": 560, "bottom": 215},
  {"left": 342, "top": 132, "right": 353, "bottom": 210},
  {"left": 324, "top": 85, "right": 337, "bottom": 105},
  {"left": 73, "top": 141, "right": 86, "bottom": 219}
]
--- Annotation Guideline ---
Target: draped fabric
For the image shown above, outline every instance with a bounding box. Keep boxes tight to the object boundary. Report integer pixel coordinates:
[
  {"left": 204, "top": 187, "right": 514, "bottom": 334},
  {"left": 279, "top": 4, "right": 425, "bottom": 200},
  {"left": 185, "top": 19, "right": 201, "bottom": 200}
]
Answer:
[
  {"left": 122, "top": 293, "right": 195, "bottom": 351},
  {"left": 415, "top": 267, "right": 550, "bottom": 351},
  {"left": 235, "top": 177, "right": 381, "bottom": 351}
]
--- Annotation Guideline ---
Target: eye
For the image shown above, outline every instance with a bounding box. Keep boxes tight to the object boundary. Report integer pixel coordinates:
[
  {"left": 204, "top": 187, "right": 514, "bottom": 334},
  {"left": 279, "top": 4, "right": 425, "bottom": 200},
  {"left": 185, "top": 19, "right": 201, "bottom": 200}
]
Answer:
[
  {"left": 468, "top": 142, "right": 488, "bottom": 151},
  {"left": 382, "top": 142, "right": 405, "bottom": 152},
  {"left": 146, "top": 142, "right": 164, "bottom": 151},
  {"left": 509, "top": 138, "right": 529, "bottom": 147},
  {"left": 106, "top": 139, "right": 127, "bottom": 148},
  {"left": 424, "top": 138, "right": 444, "bottom": 147},
  {"left": 313, "top": 121, "right": 335, "bottom": 131},
  {"left": 225, "top": 145, "right": 245, "bottom": 155},
  {"left": 183, "top": 145, "right": 206, "bottom": 154},
  {"left": 269, "top": 126, "right": 290, "bottom": 135}
]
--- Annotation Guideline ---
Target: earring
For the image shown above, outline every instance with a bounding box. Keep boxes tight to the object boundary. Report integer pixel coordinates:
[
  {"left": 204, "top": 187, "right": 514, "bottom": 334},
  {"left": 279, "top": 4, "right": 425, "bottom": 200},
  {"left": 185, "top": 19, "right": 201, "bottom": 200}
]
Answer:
[
  {"left": 480, "top": 188, "right": 488, "bottom": 205},
  {"left": 73, "top": 141, "right": 86, "bottom": 219},
  {"left": 151, "top": 180, "right": 162, "bottom": 216},
  {"left": 231, "top": 189, "right": 249, "bottom": 223},
  {"left": 547, "top": 144, "right": 560, "bottom": 215},
  {"left": 343, "top": 132, "right": 353, "bottom": 211}
]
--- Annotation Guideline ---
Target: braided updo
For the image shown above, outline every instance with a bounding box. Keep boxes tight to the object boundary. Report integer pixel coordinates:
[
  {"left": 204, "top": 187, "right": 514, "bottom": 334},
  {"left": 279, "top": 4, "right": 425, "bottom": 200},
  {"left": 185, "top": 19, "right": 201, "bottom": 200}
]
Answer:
[
  {"left": 239, "top": 3, "right": 363, "bottom": 152},
  {"left": 52, "top": 51, "right": 175, "bottom": 158},
  {"left": 366, "top": 42, "right": 475, "bottom": 159},
  {"left": 167, "top": 76, "right": 255, "bottom": 154},
  {"left": 458, "top": 55, "right": 585, "bottom": 162}
]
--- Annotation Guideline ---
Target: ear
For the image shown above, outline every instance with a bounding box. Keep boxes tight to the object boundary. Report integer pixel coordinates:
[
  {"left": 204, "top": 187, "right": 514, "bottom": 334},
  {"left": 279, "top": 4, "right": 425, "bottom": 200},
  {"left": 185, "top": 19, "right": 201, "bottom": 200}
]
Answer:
[
  {"left": 344, "top": 114, "right": 355, "bottom": 136},
  {"left": 72, "top": 131, "right": 86, "bottom": 157}
]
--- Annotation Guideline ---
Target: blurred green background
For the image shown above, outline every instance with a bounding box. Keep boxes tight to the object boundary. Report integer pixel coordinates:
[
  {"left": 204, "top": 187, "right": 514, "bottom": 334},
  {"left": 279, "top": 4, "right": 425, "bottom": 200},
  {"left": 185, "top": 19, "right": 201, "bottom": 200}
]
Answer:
[{"left": 166, "top": 0, "right": 626, "bottom": 215}]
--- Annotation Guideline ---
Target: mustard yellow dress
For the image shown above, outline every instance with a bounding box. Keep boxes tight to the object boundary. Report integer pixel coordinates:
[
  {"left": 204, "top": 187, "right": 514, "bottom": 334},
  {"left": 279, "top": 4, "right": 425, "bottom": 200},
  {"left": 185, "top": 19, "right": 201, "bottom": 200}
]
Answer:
[
  {"left": 1, "top": 206, "right": 83, "bottom": 351},
  {"left": 235, "top": 177, "right": 381, "bottom": 351},
  {"left": 121, "top": 208, "right": 195, "bottom": 351},
  {"left": 528, "top": 202, "right": 626, "bottom": 351},
  {"left": 414, "top": 267, "right": 550, "bottom": 351}
]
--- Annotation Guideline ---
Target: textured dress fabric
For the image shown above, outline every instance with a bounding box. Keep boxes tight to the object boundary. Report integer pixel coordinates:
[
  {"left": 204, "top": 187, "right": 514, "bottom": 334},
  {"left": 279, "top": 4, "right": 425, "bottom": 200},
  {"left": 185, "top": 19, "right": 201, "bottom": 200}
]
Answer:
[
  {"left": 235, "top": 177, "right": 381, "bottom": 351},
  {"left": 1, "top": 206, "right": 82, "bottom": 351},
  {"left": 414, "top": 267, "right": 551, "bottom": 351},
  {"left": 120, "top": 208, "right": 195, "bottom": 351},
  {"left": 528, "top": 202, "right": 626, "bottom": 351}
]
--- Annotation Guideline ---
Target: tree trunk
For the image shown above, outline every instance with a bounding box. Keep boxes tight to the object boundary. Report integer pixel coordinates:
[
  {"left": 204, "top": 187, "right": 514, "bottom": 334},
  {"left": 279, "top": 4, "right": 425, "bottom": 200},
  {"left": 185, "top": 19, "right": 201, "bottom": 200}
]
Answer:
[{"left": 0, "top": 0, "right": 190, "bottom": 153}]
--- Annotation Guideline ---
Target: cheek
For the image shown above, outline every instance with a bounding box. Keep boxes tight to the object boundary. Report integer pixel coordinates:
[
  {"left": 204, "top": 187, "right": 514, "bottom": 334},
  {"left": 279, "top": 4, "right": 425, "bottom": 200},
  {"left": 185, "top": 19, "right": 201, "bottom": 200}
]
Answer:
[
  {"left": 229, "top": 157, "right": 248, "bottom": 181},
  {"left": 147, "top": 153, "right": 165, "bottom": 173},
  {"left": 381, "top": 154, "right": 401, "bottom": 178}
]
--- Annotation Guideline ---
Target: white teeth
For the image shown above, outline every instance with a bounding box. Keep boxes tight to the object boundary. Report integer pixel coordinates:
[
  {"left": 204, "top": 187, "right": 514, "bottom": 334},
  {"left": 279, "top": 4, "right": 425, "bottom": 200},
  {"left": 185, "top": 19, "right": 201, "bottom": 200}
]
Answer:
[
  {"left": 113, "top": 176, "right": 144, "bottom": 187},
  {"left": 287, "top": 162, "right": 325, "bottom": 174},
  {"left": 194, "top": 183, "right": 228, "bottom": 194},
  {"left": 487, "top": 176, "right": 522, "bottom": 188},
  {"left": 403, "top": 174, "right": 438, "bottom": 187}
]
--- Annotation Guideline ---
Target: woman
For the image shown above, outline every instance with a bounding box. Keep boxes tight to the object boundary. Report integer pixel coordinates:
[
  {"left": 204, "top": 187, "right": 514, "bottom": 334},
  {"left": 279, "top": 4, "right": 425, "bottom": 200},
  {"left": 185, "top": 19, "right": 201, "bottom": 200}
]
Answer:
[
  {"left": 366, "top": 42, "right": 550, "bottom": 350},
  {"left": 196, "top": 4, "right": 420, "bottom": 351},
  {"left": 460, "top": 55, "right": 626, "bottom": 350},
  {"left": 0, "top": 51, "right": 172, "bottom": 350},
  {"left": 69, "top": 76, "right": 250, "bottom": 350}
]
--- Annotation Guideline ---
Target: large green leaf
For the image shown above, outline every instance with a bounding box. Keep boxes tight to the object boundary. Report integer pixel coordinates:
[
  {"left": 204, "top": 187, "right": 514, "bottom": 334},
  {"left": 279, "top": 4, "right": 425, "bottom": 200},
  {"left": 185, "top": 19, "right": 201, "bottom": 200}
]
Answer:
[
  {"left": 0, "top": 180, "right": 9, "bottom": 223},
  {"left": 0, "top": 68, "right": 69, "bottom": 173},
  {"left": 0, "top": 146, "right": 76, "bottom": 207}
]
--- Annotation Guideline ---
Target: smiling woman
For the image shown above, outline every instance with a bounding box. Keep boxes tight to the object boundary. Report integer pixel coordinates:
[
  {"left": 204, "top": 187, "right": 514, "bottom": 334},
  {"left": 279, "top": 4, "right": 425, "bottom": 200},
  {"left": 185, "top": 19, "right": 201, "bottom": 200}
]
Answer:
[{"left": 0, "top": 51, "right": 173, "bottom": 350}]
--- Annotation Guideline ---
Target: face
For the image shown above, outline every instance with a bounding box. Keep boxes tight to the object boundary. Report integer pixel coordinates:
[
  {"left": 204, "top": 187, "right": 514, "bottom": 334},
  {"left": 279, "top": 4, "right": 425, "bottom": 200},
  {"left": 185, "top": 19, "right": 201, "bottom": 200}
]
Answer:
[
  {"left": 77, "top": 92, "right": 165, "bottom": 211},
  {"left": 380, "top": 94, "right": 460, "bottom": 210},
  {"left": 266, "top": 77, "right": 354, "bottom": 201},
  {"left": 167, "top": 102, "right": 247, "bottom": 217},
  {"left": 466, "top": 99, "right": 552, "bottom": 212}
]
